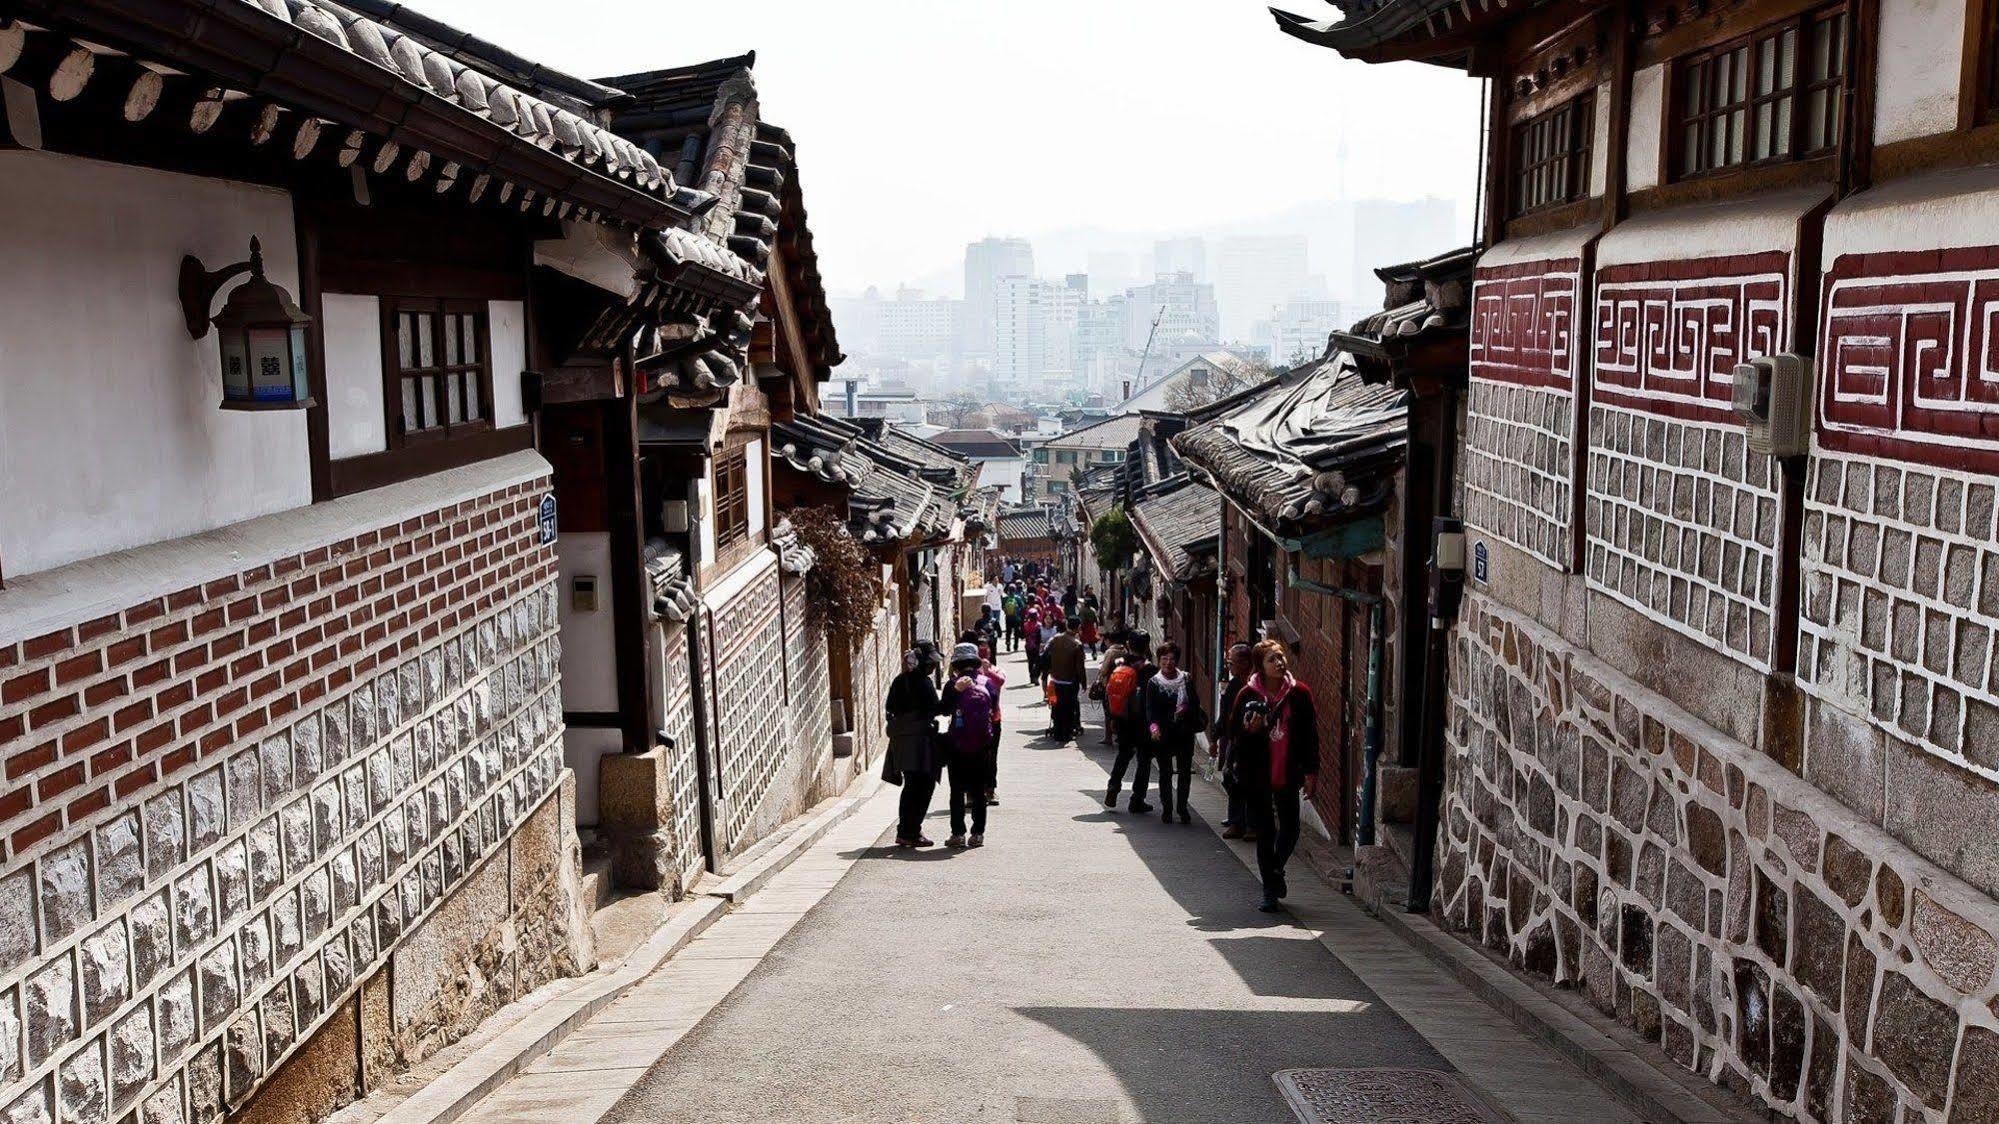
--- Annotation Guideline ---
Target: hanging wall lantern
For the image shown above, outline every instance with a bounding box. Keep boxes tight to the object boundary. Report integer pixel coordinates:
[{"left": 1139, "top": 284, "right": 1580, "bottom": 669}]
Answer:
[{"left": 179, "top": 237, "right": 314, "bottom": 410}]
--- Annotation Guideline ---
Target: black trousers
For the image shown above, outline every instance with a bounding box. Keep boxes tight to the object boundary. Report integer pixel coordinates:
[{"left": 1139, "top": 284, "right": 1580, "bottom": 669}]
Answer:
[
  {"left": 897, "top": 773, "right": 937, "bottom": 840},
  {"left": 1107, "top": 723, "right": 1160, "bottom": 806},
  {"left": 948, "top": 757, "right": 990, "bottom": 836},
  {"left": 1155, "top": 735, "right": 1195, "bottom": 815},
  {"left": 1004, "top": 622, "right": 1021, "bottom": 650},
  {"left": 1246, "top": 781, "right": 1303, "bottom": 897},
  {"left": 1051, "top": 681, "right": 1081, "bottom": 738}
]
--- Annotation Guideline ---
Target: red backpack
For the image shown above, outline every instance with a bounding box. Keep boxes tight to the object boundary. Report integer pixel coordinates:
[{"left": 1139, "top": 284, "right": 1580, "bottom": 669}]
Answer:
[{"left": 1106, "top": 666, "right": 1139, "bottom": 718}]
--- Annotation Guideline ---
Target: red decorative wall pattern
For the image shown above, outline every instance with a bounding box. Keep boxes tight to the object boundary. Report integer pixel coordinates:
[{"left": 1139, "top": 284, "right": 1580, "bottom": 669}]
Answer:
[
  {"left": 1818, "top": 246, "right": 1999, "bottom": 472},
  {"left": 1593, "top": 252, "right": 1790, "bottom": 421},
  {"left": 1470, "top": 258, "right": 1583, "bottom": 390}
]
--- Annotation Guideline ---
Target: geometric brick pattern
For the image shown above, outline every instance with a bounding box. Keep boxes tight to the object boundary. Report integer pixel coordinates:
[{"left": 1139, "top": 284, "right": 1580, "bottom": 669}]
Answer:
[
  {"left": 1464, "top": 379, "right": 1574, "bottom": 570},
  {"left": 1442, "top": 592, "right": 1999, "bottom": 1121},
  {"left": 1799, "top": 452, "right": 1999, "bottom": 777},
  {"left": 0, "top": 478, "right": 562, "bottom": 1123},
  {"left": 703, "top": 562, "right": 787, "bottom": 855},
  {"left": 849, "top": 592, "right": 902, "bottom": 769},
  {"left": 781, "top": 575, "right": 830, "bottom": 778},
  {"left": 1585, "top": 406, "right": 1779, "bottom": 669},
  {"left": 658, "top": 622, "right": 704, "bottom": 893}
]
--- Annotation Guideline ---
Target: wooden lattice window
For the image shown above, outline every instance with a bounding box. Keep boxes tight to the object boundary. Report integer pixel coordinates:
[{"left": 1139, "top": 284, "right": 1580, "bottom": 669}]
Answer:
[
  {"left": 1672, "top": 4, "right": 1847, "bottom": 179},
  {"left": 714, "top": 445, "right": 749, "bottom": 550},
  {"left": 382, "top": 298, "right": 492, "bottom": 446},
  {"left": 1510, "top": 93, "right": 1595, "bottom": 217}
]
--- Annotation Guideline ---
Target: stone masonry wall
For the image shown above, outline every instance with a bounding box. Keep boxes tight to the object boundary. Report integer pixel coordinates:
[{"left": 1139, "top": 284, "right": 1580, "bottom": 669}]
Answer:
[
  {"left": 701, "top": 557, "right": 789, "bottom": 859},
  {"left": 1465, "top": 380, "right": 1574, "bottom": 571},
  {"left": 1440, "top": 591, "right": 1999, "bottom": 1121},
  {"left": 0, "top": 467, "right": 576, "bottom": 1124},
  {"left": 1585, "top": 407, "right": 1780, "bottom": 669},
  {"left": 658, "top": 620, "right": 704, "bottom": 896}
]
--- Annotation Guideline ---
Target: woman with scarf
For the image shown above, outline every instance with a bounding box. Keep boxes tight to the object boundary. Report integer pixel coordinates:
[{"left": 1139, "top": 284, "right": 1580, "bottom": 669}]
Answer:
[
  {"left": 1226, "top": 639, "right": 1320, "bottom": 911},
  {"left": 884, "top": 648, "right": 944, "bottom": 848}
]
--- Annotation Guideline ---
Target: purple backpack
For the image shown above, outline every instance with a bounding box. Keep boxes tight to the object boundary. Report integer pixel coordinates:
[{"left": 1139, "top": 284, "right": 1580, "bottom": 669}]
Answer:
[{"left": 949, "top": 680, "right": 994, "bottom": 752}]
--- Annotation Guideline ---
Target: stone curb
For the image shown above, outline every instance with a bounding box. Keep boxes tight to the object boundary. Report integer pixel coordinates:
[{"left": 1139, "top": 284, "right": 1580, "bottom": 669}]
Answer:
[
  {"left": 375, "top": 768, "right": 884, "bottom": 1124},
  {"left": 1370, "top": 905, "right": 1759, "bottom": 1124}
]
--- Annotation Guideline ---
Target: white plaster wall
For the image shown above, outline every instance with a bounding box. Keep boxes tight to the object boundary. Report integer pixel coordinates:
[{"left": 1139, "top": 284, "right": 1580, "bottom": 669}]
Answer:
[
  {"left": 0, "top": 152, "right": 312, "bottom": 576},
  {"left": 323, "top": 293, "right": 386, "bottom": 459},
  {"left": 1874, "top": 0, "right": 1967, "bottom": 145},
  {"left": 1626, "top": 65, "right": 1665, "bottom": 191},
  {"left": 563, "top": 726, "right": 618, "bottom": 829},
  {"left": 1590, "top": 81, "right": 1614, "bottom": 197},
  {"left": 1481, "top": 223, "right": 1599, "bottom": 268},
  {"left": 976, "top": 457, "right": 1028, "bottom": 503},
  {"left": 490, "top": 298, "right": 527, "bottom": 429},
  {"left": 1822, "top": 162, "right": 1999, "bottom": 258},
  {"left": 557, "top": 531, "right": 619, "bottom": 713},
  {"left": 745, "top": 437, "right": 766, "bottom": 536},
  {"left": 1597, "top": 184, "right": 1832, "bottom": 267}
]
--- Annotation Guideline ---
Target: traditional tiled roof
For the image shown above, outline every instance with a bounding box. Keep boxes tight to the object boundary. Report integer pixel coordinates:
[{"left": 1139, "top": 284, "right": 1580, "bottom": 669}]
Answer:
[
  {"left": 850, "top": 420, "right": 973, "bottom": 490},
  {"left": 11, "top": 0, "right": 711, "bottom": 228},
  {"left": 1172, "top": 354, "right": 1408, "bottom": 534},
  {"left": 1332, "top": 246, "right": 1479, "bottom": 381},
  {"left": 769, "top": 517, "right": 817, "bottom": 574},
  {"left": 774, "top": 413, "right": 869, "bottom": 484},
  {"left": 997, "top": 506, "right": 1064, "bottom": 542},
  {"left": 1045, "top": 413, "right": 1147, "bottom": 452},
  {"left": 644, "top": 539, "right": 698, "bottom": 621},
  {"left": 932, "top": 430, "right": 1023, "bottom": 459},
  {"left": 772, "top": 413, "right": 953, "bottom": 545},
  {"left": 1131, "top": 478, "right": 1222, "bottom": 582},
  {"left": 1269, "top": 0, "right": 1484, "bottom": 64}
]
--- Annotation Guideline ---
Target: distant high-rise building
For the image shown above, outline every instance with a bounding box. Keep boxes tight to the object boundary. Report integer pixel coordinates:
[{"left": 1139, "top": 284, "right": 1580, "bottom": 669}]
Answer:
[
  {"left": 1257, "top": 299, "right": 1346, "bottom": 367},
  {"left": 994, "top": 275, "right": 1082, "bottom": 393},
  {"left": 1124, "top": 272, "right": 1220, "bottom": 359},
  {"left": 1352, "top": 198, "right": 1457, "bottom": 307},
  {"left": 1216, "top": 235, "right": 1312, "bottom": 340},
  {"left": 1151, "top": 237, "right": 1207, "bottom": 283},
  {"left": 1064, "top": 273, "right": 1089, "bottom": 297},
  {"left": 877, "top": 287, "right": 960, "bottom": 365},
  {"left": 1087, "top": 251, "right": 1139, "bottom": 296},
  {"left": 963, "top": 237, "right": 1035, "bottom": 353}
]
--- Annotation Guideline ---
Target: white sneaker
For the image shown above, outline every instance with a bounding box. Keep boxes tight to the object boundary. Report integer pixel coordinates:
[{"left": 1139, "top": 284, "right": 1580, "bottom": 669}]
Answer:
[
  {"left": 945, "top": 834, "right": 966, "bottom": 848},
  {"left": 967, "top": 833, "right": 984, "bottom": 848}
]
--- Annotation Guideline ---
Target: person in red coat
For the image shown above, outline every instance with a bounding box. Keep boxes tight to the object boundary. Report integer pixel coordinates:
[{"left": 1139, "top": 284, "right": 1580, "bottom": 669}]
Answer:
[{"left": 1225, "top": 639, "right": 1320, "bottom": 911}]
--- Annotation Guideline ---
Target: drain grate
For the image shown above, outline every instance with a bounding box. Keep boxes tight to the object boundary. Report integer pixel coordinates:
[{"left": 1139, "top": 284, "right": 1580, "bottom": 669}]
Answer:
[{"left": 1274, "top": 1068, "right": 1509, "bottom": 1124}]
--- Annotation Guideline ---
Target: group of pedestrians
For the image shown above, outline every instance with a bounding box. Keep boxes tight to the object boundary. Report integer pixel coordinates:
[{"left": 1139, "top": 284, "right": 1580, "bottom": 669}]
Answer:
[
  {"left": 882, "top": 633, "right": 1007, "bottom": 851},
  {"left": 885, "top": 561, "right": 1321, "bottom": 911},
  {"left": 1093, "top": 629, "right": 1320, "bottom": 912}
]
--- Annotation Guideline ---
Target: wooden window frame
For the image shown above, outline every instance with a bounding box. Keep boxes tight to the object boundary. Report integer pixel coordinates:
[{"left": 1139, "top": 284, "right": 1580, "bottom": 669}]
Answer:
[
  {"left": 1667, "top": 2, "right": 1848, "bottom": 182},
  {"left": 713, "top": 445, "right": 750, "bottom": 551},
  {"left": 380, "top": 297, "right": 496, "bottom": 450},
  {"left": 1509, "top": 92, "right": 1596, "bottom": 218},
  {"left": 1972, "top": 0, "right": 1999, "bottom": 125}
]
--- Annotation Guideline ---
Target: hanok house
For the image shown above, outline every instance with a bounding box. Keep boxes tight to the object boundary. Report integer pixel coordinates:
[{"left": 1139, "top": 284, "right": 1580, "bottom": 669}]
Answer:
[
  {"left": 0, "top": 0, "right": 748, "bottom": 1116},
  {"left": 534, "top": 52, "right": 861, "bottom": 899},
  {"left": 1172, "top": 249, "right": 1474, "bottom": 856},
  {"left": 1280, "top": 0, "right": 1999, "bottom": 1115},
  {"left": 995, "top": 507, "right": 1065, "bottom": 574},
  {"left": 1127, "top": 478, "right": 1223, "bottom": 706}
]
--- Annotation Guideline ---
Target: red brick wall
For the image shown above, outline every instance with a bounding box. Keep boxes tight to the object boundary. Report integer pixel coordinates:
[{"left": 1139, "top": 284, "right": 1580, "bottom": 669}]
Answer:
[{"left": 0, "top": 468, "right": 569, "bottom": 1120}]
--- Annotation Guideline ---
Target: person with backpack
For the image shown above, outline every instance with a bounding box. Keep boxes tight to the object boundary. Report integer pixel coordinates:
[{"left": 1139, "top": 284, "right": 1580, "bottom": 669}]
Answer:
[
  {"left": 1002, "top": 587, "right": 1024, "bottom": 652},
  {"left": 1090, "top": 637, "right": 1129, "bottom": 745},
  {"left": 940, "top": 644, "right": 997, "bottom": 847},
  {"left": 1144, "top": 641, "right": 1206, "bottom": 825},
  {"left": 1227, "top": 639, "right": 1321, "bottom": 911},
  {"left": 1104, "top": 641, "right": 1162, "bottom": 812},
  {"left": 885, "top": 648, "right": 944, "bottom": 848},
  {"left": 1214, "top": 643, "right": 1256, "bottom": 840},
  {"left": 974, "top": 637, "right": 1006, "bottom": 807}
]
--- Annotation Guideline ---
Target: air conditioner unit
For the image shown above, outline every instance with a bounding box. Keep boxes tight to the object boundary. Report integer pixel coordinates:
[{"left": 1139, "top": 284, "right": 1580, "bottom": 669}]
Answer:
[{"left": 1730, "top": 353, "right": 1814, "bottom": 459}]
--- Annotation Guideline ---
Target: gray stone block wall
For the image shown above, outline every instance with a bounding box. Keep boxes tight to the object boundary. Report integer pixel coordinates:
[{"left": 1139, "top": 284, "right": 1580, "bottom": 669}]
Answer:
[
  {"left": 1799, "top": 450, "right": 1999, "bottom": 776},
  {"left": 1585, "top": 405, "right": 1779, "bottom": 669},
  {"left": 1439, "top": 591, "right": 1999, "bottom": 1120},
  {"left": 0, "top": 476, "right": 573, "bottom": 1124},
  {"left": 703, "top": 559, "right": 791, "bottom": 858},
  {"left": 1464, "top": 378, "right": 1574, "bottom": 571}
]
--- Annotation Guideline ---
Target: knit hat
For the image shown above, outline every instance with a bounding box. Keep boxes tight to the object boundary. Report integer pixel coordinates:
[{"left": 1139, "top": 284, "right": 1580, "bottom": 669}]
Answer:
[{"left": 950, "top": 642, "right": 981, "bottom": 666}]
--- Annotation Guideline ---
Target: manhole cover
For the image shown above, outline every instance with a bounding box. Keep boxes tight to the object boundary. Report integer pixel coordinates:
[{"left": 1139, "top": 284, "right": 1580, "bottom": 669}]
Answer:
[{"left": 1274, "top": 1068, "right": 1509, "bottom": 1124}]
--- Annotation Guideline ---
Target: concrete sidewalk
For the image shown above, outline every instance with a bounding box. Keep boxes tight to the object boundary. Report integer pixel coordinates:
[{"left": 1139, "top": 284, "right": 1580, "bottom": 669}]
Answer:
[{"left": 425, "top": 647, "right": 1640, "bottom": 1124}]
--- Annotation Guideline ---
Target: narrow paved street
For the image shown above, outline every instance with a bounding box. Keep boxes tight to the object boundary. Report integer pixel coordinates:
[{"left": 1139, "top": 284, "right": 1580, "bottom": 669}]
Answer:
[{"left": 585, "top": 648, "right": 1635, "bottom": 1123}]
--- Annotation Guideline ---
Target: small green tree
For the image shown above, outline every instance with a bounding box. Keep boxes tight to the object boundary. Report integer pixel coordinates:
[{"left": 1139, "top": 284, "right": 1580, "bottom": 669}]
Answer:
[{"left": 1090, "top": 508, "right": 1137, "bottom": 575}]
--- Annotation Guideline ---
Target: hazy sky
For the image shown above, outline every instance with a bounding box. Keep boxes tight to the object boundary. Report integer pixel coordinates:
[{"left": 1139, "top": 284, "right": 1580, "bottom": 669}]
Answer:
[{"left": 413, "top": 0, "right": 1485, "bottom": 294}]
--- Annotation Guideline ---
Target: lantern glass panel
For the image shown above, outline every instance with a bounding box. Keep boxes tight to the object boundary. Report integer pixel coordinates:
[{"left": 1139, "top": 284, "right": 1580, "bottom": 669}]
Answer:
[
  {"left": 221, "top": 332, "right": 252, "bottom": 402},
  {"left": 249, "top": 327, "right": 292, "bottom": 402},
  {"left": 289, "top": 325, "right": 311, "bottom": 402}
]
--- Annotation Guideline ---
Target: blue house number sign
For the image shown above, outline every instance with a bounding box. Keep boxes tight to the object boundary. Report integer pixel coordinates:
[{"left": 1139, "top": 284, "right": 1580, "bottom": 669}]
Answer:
[
  {"left": 537, "top": 493, "right": 558, "bottom": 545},
  {"left": 1472, "top": 539, "right": 1489, "bottom": 585}
]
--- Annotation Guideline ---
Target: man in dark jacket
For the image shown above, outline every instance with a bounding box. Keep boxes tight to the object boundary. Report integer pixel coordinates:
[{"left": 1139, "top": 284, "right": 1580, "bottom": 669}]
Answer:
[
  {"left": 1042, "top": 619, "right": 1087, "bottom": 741},
  {"left": 1213, "top": 642, "right": 1254, "bottom": 839}
]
